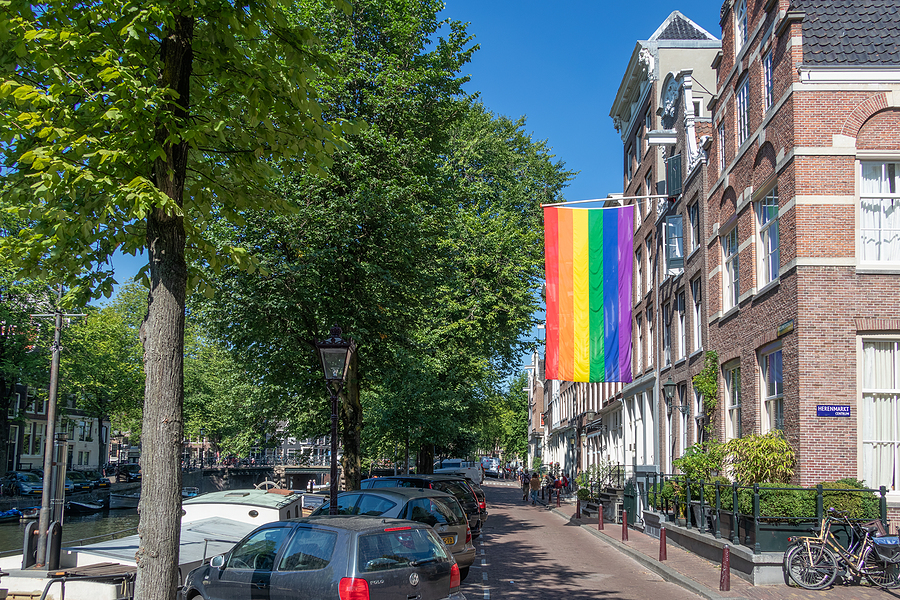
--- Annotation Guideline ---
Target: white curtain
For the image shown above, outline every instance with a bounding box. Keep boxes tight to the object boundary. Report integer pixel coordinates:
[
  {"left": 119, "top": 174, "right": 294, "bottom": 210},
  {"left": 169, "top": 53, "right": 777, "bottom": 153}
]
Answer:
[
  {"left": 860, "top": 163, "right": 900, "bottom": 263},
  {"left": 862, "top": 341, "right": 898, "bottom": 490}
]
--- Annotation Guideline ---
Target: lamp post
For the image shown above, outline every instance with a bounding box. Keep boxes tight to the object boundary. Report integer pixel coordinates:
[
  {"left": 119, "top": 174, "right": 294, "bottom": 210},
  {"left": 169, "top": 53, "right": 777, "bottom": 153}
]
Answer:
[
  {"left": 199, "top": 428, "right": 205, "bottom": 468},
  {"left": 664, "top": 377, "right": 676, "bottom": 414},
  {"left": 315, "top": 325, "right": 356, "bottom": 516}
]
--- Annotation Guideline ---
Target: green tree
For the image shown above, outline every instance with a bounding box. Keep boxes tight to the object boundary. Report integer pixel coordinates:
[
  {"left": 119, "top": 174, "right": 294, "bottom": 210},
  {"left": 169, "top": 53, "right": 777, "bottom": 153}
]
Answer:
[{"left": 1, "top": 0, "right": 351, "bottom": 595}]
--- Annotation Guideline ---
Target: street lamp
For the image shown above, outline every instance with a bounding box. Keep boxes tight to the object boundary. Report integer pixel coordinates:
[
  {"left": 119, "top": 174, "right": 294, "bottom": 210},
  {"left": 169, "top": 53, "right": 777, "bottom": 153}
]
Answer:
[
  {"left": 663, "top": 377, "right": 688, "bottom": 415},
  {"left": 199, "top": 428, "right": 206, "bottom": 468},
  {"left": 315, "top": 325, "right": 356, "bottom": 516}
]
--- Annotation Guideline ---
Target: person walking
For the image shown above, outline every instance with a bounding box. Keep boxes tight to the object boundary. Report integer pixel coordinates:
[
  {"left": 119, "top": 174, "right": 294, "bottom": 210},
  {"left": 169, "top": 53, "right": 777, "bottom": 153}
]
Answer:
[
  {"left": 521, "top": 470, "right": 529, "bottom": 501},
  {"left": 529, "top": 472, "right": 541, "bottom": 505}
]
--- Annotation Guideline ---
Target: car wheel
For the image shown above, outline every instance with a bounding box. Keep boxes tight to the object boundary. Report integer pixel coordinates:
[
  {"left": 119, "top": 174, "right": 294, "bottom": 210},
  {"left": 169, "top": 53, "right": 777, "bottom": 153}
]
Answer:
[
  {"left": 459, "top": 566, "right": 470, "bottom": 581},
  {"left": 471, "top": 521, "right": 481, "bottom": 538}
]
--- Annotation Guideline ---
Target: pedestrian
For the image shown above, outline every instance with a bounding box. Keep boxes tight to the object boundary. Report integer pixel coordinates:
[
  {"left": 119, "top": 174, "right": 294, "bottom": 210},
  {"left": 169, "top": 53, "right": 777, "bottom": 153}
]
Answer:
[
  {"left": 529, "top": 472, "right": 541, "bottom": 505},
  {"left": 562, "top": 473, "right": 570, "bottom": 493},
  {"left": 521, "top": 471, "right": 529, "bottom": 501}
]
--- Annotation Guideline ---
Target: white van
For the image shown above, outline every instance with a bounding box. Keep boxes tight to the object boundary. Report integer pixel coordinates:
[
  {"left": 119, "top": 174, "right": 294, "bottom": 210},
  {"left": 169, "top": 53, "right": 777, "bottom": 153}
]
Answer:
[{"left": 433, "top": 459, "right": 483, "bottom": 484}]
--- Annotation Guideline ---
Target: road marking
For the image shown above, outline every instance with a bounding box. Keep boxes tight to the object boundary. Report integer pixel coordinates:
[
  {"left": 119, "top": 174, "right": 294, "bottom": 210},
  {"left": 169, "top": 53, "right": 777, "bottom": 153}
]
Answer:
[
  {"left": 483, "top": 572, "right": 488, "bottom": 581},
  {"left": 481, "top": 559, "right": 487, "bottom": 566}
]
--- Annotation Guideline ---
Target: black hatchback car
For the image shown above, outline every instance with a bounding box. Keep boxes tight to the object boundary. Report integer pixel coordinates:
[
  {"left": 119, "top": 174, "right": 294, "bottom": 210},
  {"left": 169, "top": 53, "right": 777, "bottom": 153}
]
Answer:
[
  {"left": 360, "top": 475, "right": 484, "bottom": 538},
  {"left": 180, "top": 516, "right": 465, "bottom": 600}
]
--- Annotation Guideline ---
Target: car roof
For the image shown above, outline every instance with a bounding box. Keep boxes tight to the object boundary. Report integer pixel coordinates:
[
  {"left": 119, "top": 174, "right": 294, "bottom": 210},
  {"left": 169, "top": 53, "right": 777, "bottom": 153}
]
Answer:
[
  {"left": 363, "top": 474, "right": 467, "bottom": 483},
  {"left": 339, "top": 488, "right": 455, "bottom": 501},
  {"left": 283, "top": 515, "right": 432, "bottom": 533}
]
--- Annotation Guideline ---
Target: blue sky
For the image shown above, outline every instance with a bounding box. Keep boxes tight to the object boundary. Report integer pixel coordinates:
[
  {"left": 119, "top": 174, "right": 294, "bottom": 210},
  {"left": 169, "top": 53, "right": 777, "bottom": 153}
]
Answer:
[{"left": 108, "top": 1, "right": 723, "bottom": 287}]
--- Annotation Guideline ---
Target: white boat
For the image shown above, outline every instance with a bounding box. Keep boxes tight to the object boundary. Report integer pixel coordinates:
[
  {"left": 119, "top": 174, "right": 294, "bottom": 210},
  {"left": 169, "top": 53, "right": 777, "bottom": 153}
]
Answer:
[{"left": 108, "top": 492, "right": 140, "bottom": 509}]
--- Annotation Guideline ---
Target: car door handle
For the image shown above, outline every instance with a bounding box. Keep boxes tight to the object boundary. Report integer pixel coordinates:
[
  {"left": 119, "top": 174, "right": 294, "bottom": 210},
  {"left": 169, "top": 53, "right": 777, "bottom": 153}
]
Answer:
[{"left": 254, "top": 583, "right": 269, "bottom": 589}]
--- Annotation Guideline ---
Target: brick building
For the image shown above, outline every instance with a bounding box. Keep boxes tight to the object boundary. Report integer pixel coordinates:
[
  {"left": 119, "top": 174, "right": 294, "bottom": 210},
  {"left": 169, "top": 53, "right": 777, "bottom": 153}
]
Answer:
[{"left": 707, "top": 0, "right": 900, "bottom": 515}]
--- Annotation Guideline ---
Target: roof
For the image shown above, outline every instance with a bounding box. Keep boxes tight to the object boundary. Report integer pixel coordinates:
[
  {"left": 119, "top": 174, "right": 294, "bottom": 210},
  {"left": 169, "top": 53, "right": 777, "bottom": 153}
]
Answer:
[
  {"left": 183, "top": 489, "right": 301, "bottom": 510},
  {"left": 794, "top": 0, "right": 900, "bottom": 65},
  {"left": 337, "top": 488, "right": 454, "bottom": 500},
  {"left": 295, "top": 515, "right": 430, "bottom": 532},
  {"left": 649, "top": 11, "right": 719, "bottom": 42}
]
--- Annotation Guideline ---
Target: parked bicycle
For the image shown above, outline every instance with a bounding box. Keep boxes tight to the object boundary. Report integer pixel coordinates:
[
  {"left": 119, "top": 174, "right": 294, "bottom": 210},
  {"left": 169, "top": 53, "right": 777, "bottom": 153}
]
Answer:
[{"left": 783, "top": 508, "right": 900, "bottom": 590}]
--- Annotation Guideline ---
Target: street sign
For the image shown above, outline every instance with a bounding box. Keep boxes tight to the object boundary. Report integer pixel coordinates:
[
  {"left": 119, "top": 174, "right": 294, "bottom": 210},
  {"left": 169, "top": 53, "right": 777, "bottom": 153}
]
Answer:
[{"left": 816, "top": 405, "right": 851, "bottom": 417}]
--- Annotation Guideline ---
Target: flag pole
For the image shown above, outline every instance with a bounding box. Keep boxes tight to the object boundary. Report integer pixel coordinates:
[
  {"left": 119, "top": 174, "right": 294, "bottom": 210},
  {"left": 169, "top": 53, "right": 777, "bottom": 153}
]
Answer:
[{"left": 541, "top": 194, "right": 669, "bottom": 208}]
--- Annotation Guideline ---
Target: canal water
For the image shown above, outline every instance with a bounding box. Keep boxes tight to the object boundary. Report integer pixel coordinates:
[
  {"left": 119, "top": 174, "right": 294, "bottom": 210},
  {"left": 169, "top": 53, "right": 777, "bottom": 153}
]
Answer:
[{"left": 0, "top": 509, "right": 140, "bottom": 558}]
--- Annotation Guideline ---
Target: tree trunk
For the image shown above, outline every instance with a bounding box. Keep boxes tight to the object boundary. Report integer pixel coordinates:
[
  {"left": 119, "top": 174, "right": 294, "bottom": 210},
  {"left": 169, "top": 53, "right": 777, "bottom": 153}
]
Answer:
[
  {"left": 340, "top": 352, "right": 361, "bottom": 492},
  {"left": 134, "top": 13, "right": 192, "bottom": 600}
]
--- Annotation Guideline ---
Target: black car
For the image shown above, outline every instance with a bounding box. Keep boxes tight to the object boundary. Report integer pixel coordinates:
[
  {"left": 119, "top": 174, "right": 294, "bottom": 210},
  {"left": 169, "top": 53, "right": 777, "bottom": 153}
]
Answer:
[
  {"left": 82, "top": 469, "right": 111, "bottom": 489},
  {"left": 116, "top": 464, "right": 141, "bottom": 482},
  {"left": 180, "top": 516, "right": 465, "bottom": 600},
  {"left": 66, "top": 471, "right": 93, "bottom": 492},
  {"left": 360, "top": 475, "right": 484, "bottom": 538}
]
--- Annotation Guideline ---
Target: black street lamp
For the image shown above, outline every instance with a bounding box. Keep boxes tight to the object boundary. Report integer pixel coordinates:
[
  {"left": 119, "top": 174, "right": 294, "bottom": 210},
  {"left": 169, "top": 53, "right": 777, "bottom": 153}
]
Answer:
[{"left": 315, "top": 325, "right": 356, "bottom": 516}]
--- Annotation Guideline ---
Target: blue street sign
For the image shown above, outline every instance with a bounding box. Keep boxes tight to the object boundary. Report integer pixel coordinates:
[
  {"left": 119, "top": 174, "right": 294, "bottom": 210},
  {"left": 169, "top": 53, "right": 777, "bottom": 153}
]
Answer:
[{"left": 817, "top": 405, "right": 851, "bottom": 417}]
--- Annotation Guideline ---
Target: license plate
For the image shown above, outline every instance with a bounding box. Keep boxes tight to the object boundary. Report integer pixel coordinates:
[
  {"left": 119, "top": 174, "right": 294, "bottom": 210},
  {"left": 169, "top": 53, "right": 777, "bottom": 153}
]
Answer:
[{"left": 442, "top": 535, "right": 455, "bottom": 545}]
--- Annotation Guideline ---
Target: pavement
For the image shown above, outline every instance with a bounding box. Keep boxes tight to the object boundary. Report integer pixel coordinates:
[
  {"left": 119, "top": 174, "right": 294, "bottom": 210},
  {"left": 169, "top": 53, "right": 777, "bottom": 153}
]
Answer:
[{"left": 513, "top": 482, "right": 899, "bottom": 600}]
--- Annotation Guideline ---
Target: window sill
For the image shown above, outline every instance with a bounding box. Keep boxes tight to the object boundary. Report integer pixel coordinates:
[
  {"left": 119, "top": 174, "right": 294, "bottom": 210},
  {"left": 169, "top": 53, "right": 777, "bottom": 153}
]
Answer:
[
  {"left": 757, "top": 278, "right": 780, "bottom": 297},
  {"left": 689, "top": 348, "right": 704, "bottom": 359},
  {"left": 721, "top": 305, "right": 740, "bottom": 320},
  {"left": 674, "top": 357, "right": 687, "bottom": 367},
  {"left": 857, "top": 266, "right": 900, "bottom": 275}
]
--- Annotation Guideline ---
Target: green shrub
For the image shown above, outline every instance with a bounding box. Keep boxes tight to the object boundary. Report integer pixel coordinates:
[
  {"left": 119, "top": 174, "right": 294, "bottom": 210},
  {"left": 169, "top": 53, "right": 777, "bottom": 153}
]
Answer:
[
  {"left": 835, "top": 477, "right": 881, "bottom": 518},
  {"left": 648, "top": 481, "right": 675, "bottom": 510},
  {"left": 725, "top": 431, "right": 796, "bottom": 484},
  {"left": 758, "top": 483, "right": 815, "bottom": 520},
  {"left": 820, "top": 480, "right": 881, "bottom": 519},
  {"left": 673, "top": 441, "right": 725, "bottom": 481},
  {"left": 699, "top": 476, "right": 734, "bottom": 509}
]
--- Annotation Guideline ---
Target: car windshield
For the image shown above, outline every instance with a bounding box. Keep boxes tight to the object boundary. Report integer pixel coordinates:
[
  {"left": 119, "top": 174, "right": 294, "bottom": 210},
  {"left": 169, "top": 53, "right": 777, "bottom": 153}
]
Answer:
[
  {"left": 357, "top": 528, "right": 447, "bottom": 573},
  {"left": 83, "top": 471, "right": 101, "bottom": 479},
  {"left": 405, "top": 497, "right": 465, "bottom": 526},
  {"left": 68, "top": 472, "right": 87, "bottom": 482},
  {"left": 19, "top": 473, "right": 40, "bottom": 483}
]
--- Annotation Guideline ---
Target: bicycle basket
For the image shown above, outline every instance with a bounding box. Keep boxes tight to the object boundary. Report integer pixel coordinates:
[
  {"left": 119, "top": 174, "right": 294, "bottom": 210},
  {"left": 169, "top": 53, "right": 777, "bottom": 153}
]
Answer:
[{"left": 872, "top": 536, "right": 900, "bottom": 564}]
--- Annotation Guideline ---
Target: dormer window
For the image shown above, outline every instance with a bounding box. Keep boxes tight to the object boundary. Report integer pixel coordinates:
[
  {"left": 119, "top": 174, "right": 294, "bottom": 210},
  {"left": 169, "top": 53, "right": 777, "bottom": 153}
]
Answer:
[{"left": 735, "top": 0, "right": 748, "bottom": 54}]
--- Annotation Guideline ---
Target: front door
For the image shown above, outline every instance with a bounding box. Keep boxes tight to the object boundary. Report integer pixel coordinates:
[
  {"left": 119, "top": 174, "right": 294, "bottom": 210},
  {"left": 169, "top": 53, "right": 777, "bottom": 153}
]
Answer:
[{"left": 203, "top": 526, "right": 291, "bottom": 600}]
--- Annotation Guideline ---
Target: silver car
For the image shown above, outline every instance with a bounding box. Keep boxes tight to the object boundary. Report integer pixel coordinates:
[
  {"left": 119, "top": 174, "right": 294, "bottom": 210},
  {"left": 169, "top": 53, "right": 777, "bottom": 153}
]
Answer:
[{"left": 312, "top": 487, "right": 477, "bottom": 580}]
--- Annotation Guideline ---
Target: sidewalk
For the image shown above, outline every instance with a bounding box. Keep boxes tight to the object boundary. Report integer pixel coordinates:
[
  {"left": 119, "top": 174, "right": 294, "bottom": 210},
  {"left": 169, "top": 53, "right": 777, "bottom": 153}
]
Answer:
[{"left": 537, "top": 492, "right": 897, "bottom": 600}]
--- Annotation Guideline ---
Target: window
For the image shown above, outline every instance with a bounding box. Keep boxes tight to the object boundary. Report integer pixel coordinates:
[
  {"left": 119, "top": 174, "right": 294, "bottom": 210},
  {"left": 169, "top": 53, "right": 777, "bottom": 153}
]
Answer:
[
  {"left": 646, "top": 112, "right": 652, "bottom": 131},
  {"left": 279, "top": 528, "right": 337, "bottom": 572},
  {"left": 679, "top": 384, "right": 689, "bottom": 456},
  {"left": 647, "top": 306, "right": 654, "bottom": 368},
  {"left": 735, "top": 0, "right": 748, "bottom": 54},
  {"left": 665, "top": 215, "right": 684, "bottom": 272},
  {"left": 688, "top": 201, "right": 700, "bottom": 252},
  {"left": 694, "top": 386, "right": 705, "bottom": 444},
  {"left": 8, "top": 392, "right": 19, "bottom": 417},
  {"left": 691, "top": 278, "right": 702, "bottom": 352},
  {"left": 227, "top": 526, "right": 291, "bottom": 571},
  {"left": 666, "top": 154, "right": 683, "bottom": 197},
  {"left": 736, "top": 77, "right": 750, "bottom": 146},
  {"left": 693, "top": 100, "right": 701, "bottom": 117},
  {"left": 662, "top": 303, "right": 672, "bottom": 366},
  {"left": 860, "top": 162, "right": 900, "bottom": 263},
  {"left": 763, "top": 50, "right": 774, "bottom": 110},
  {"left": 645, "top": 238, "right": 653, "bottom": 295},
  {"left": 861, "top": 340, "right": 900, "bottom": 490},
  {"left": 718, "top": 123, "right": 727, "bottom": 171},
  {"left": 635, "top": 248, "right": 642, "bottom": 302},
  {"left": 627, "top": 146, "right": 634, "bottom": 181},
  {"left": 723, "top": 226, "right": 740, "bottom": 310},
  {"left": 635, "top": 199, "right": 642, "bottom": 230},
  {"left": 636, "top": 131, "right": 643, "bottom": 165},
  {"left": 34, "top": 424, "right": 44, "bottom": 458},
  {"left": 645, "top": 173, "right": 654, "bottom": 216},
  {"left": 725, "top": 365, "right": 742, "bottom": 440},
  {"left": 636, "top": 314, "right": 644, "bottom": 373},
  {"left": 758, "top": 186, "right": 780, "bottom": 284},
  {"left": 760, "top": 348, "right": 783, "bottom": 433},
  {"left": 677, "top": 292, "right": 686, "bottom": 360}
]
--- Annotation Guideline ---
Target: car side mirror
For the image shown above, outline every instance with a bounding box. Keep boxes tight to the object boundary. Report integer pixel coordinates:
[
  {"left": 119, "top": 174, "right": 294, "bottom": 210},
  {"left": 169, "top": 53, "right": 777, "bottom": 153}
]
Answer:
[{"left": 210, "top": 555, "right": 225, "bottom": 569}]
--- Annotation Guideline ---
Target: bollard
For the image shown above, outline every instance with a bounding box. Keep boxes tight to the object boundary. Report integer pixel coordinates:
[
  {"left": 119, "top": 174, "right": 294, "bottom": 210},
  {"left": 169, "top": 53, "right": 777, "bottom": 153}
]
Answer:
[
  {"left": 622, "top": 510, "right": 628, "bottom": 541},
  {"left": 720, "top": 544, "right": 731, "bottom": 591},
  {"left": 659, "top": 526, "right": 667, "bottom": 561},
  {"left": 557, "top": 488, "right": 561, "bottom": 507},
  {"left": 598, "top": 505, "right": 604, "bottom": 530},
  {"left": 576, "top": 498, "right": 581, "bottom": 519}
]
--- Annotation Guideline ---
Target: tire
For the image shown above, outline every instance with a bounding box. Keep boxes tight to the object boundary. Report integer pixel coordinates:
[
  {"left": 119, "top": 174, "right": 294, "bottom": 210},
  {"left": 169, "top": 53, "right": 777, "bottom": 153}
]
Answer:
[
  {"left": 863, "top": 545, "right": 900, "bottom": 589},
  {"left": 785, "top": 543, "right": 838, "bottom": 590},
  {"left": 459, "top": 566, "right": 470, "bottom": 581}
]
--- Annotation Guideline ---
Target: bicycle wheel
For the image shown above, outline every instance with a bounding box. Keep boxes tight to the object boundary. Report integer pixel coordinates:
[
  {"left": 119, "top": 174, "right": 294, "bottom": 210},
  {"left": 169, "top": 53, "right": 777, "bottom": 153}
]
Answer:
[
  {"left": 786, "top": 543, "right": 838, "bottom": 589},
  {"left": 862, "top": 545, "right": 900, "bottom": 589}
]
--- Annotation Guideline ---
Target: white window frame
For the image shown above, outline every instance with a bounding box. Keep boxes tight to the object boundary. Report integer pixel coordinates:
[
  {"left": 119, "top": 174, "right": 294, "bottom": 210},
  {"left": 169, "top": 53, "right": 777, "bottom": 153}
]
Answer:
[
  {"left": 693, "top": 386, "right": 705, "bottom": 445},
  {"left": 725, "top": 364, "right": 742, "bottom": 440},
  {"left": 663, "top": 304, "right": 672, "bottom": 366},
  {"left": 722, "top": 226, "right": 740, "bottom": 311},
  {"left": 691, "top": 277, "right": 702, "bottom": 352},
  {"left": 718, "top": 123, "right": 727, "bottom": 172},
  {"left": 677, "top": 291, "right": 686, "bottom": 361},
  {"left": 688, "top": 201, "right": 700, "bottom": 253},
  {"left": 635, "top": 248, "right": 642, "bottom": 303},
  {"left": 635, "top": 199, "right": 642, "bottom": 230},
  {"left": 627, "top": 146, "right": 634, "bottom": 181},
  {"left": 645, "top": 173, "right": 654, "bottom": 217},
  {"left": 635, "top": 314, "right": 644, "bottom": 374},
  {"left": 757, "top": 186, "right": 780, "bottom": 285},
  {"left": 760, "top": 346, "right": 783, "bottom": 434},
  {"left": 860, "top": 338, "right": 900, "bottom": 492},
  {"left": 647, "top": 305, "right": 654, "bottom": 368},
  {"left": 763, "top": 50, "right": 774, "bottom": 111},
  {"left": 646, "top": 111, "right": 652, "bottom": 132},
  {"left": 636, "top": 131, "right": 642, "bottom": 165},
  {"left": 736, "top": 77, "right": 750, "bottom": 146},
  {"left": 859, "top": 161, "right": 900, "bottom": 264},
  {"left": 735, "top": 0, "right": 748, "bottom": 54},
  {"left": 645, "top": 237, "right": 653, "bottom": 296},
  {"left": 679, "top": 383, "right": 689, "bottom": 456}
]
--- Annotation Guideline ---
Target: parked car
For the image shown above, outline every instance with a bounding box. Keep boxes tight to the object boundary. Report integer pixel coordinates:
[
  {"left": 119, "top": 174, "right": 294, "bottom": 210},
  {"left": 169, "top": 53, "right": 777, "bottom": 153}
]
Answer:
[
  {"left": 310, "top": 488, "right": 476, "bottom": 580},
  {"left": 82, "top": 469, "right": 110, "bottom": 489},
  {"left": 116, "top": 464, "right": 141, "bottom": 482},
  {"left": 66, "top": 471, "right": 93, "bottom": 493},
  {"left": 360, "top": 474, "right": 484, "bottom": 538},
  {"left": 1, "top": 471, "right": 43, "bottom": 496},
  {"left": 180, "top": 516, "right": 465, "bottom": 600},
  {"left": 28, "top": 470, "right": 74, "bottom": 494}
]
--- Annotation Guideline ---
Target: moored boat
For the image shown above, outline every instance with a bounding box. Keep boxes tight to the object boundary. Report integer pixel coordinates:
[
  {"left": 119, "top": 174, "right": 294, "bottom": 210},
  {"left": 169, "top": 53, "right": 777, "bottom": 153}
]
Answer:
[{"left": 108, "top": 492, "right": 140, "bottom": 509}]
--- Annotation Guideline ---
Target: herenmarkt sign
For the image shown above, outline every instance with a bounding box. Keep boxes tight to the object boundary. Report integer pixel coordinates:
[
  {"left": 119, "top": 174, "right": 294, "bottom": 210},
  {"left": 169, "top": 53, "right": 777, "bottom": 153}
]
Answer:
[{"left": 817, "top": 405, "right": 851, "bottom": 417}]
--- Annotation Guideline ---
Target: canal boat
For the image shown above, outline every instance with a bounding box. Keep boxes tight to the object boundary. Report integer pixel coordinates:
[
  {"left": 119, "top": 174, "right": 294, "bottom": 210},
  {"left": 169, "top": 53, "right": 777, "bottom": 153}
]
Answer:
[{"left": 108, "top": 492, "right": 140, "bottom": 509}]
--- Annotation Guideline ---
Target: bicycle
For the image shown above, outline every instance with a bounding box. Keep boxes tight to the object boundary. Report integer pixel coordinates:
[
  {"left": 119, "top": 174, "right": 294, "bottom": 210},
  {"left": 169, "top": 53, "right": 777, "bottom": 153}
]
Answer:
[{"left": 783, "top": 508, "right": 900, "bottom": 590}]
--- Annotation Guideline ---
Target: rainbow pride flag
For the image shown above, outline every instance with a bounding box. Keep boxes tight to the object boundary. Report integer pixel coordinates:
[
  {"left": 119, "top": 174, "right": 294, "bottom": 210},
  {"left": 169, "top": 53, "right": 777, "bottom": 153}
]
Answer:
[{"left": 544, "top": 205, "right": 634, "bottom": 383}]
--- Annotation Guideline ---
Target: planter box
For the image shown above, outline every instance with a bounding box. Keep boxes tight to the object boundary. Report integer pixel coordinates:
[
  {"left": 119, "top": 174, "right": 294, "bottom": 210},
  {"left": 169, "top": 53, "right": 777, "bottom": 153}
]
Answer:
[{"left": 643, "top": 511, "right": 662, "bottom": 538}]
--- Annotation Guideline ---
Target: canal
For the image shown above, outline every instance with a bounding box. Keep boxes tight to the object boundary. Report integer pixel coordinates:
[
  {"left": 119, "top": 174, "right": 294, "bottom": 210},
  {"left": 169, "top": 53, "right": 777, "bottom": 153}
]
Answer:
[{"left": 0, "top": 509, "right": 139, "bottom": 557}]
